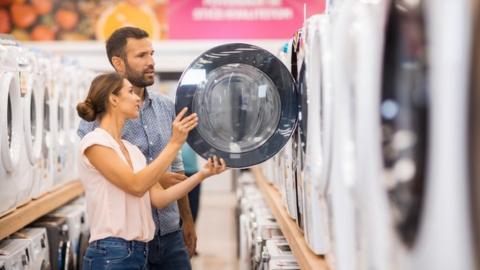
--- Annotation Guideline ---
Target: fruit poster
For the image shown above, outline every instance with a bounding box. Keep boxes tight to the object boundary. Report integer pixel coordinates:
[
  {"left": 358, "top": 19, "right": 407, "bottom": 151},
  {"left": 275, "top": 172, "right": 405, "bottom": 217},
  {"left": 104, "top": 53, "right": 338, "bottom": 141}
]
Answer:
[
  {"left": 0, "top": 0, "right": 167, "bottom": 41},
  {"left": 0, "top": 0, "right": 324, "bottom": 41}
]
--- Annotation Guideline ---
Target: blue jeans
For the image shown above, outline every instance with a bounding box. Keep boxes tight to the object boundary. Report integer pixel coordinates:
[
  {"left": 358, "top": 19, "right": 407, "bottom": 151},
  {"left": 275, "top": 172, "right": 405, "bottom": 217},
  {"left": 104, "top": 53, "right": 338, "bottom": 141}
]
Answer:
[
  {"left": 82, "top": 237, "right": 148, "bottom": 270},
  {"left": 147, "top": 230, "right": 191, "bottom": 270}
]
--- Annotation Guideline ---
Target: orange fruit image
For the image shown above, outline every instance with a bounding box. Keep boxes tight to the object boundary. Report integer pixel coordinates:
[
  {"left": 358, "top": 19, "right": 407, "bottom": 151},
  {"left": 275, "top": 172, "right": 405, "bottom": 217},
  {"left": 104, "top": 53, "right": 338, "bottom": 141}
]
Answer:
[
  {"left": 0, "top": 8, "right": 11, "bottom": 33},
  {"left": 10, "top": 3, "right": 37, "bottom": 29},
  {"left": 32, "top": 0, "right": 52, "bottom": 15},
  {"left": 96, "top": 1, "right": 159, "bottom": 40},
  {"left": 55, "top": 8, "right": 79, "bottom": 30},
  {"left": 31, "top": 24, "right": 55, "bottom": 40}
]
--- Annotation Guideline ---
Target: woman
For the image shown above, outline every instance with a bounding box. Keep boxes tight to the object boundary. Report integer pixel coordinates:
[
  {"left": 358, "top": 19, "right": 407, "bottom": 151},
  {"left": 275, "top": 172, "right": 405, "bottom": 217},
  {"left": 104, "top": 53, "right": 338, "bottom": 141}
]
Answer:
[{"left": 76, "top": 72, "right": 226, "bottom": 269}]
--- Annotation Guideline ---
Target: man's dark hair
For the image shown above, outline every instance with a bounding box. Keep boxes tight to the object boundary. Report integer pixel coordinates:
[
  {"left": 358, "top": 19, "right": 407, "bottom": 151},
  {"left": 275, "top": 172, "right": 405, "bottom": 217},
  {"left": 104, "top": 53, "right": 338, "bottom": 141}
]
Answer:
[{"left": 106, "top": 27, "right": 149, "bottom": 66}]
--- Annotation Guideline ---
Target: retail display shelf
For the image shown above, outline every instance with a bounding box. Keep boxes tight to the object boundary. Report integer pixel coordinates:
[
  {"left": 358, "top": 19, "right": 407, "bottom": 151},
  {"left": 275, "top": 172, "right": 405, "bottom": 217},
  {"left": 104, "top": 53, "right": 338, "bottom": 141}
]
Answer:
[
  {"left": 0, "top": 181, "right": 84, "bottom": 241},
  {"left": 250, "top": 167, "right": 331, "bottom": 270}
]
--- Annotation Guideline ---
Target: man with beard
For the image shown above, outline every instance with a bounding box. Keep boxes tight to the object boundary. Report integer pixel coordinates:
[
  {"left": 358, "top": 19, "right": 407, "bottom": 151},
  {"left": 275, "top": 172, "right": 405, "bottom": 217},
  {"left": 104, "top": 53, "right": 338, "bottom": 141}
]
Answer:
[{"left": 77, "top": 27, "right": 196, "bottom": 270}]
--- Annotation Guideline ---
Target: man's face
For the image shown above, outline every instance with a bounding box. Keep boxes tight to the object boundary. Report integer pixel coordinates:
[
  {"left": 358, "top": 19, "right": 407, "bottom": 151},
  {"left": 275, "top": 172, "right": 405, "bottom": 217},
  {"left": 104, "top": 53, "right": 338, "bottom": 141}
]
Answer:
[{"left": 122, "top": 37, "right": 155, "bottom": 88}]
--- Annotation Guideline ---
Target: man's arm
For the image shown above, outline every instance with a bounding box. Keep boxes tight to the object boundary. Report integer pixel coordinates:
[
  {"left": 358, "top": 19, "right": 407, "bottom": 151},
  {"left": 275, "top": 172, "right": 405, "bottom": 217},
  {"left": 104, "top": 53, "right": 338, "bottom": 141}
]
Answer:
[
  {"left": 176, "top": 178, "right": 197, "bottom": 258},
  {"left": 159, "top": 170, "right": 197, "bottom": 258}
]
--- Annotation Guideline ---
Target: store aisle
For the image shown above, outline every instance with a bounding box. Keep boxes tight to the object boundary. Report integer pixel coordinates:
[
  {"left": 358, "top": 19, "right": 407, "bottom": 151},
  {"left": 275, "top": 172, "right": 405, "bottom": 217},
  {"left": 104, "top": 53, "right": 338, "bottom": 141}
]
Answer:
[{"left": 191, "top": 175, "right": 238, "bottom": 270}]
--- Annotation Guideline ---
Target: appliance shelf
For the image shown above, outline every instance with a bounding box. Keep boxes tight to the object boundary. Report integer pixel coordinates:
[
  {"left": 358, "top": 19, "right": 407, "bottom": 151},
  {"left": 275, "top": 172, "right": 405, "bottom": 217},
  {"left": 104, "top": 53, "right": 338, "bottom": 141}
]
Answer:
[
  {"left": 250, "top": 167, "right": 331, "bottom": 270},
  {"left": 0, "top": 181, "right": 84, "bottom": 241}
]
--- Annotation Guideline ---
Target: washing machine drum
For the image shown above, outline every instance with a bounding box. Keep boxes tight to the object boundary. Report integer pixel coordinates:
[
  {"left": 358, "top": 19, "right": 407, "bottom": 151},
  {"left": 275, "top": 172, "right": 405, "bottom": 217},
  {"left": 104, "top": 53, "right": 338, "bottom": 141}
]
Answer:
[
  {"left": 380, "top": 0, "right": 429, "bottom": 248},
  {"left": 176, "top": 43, "right": 298, "bottom": 168}
]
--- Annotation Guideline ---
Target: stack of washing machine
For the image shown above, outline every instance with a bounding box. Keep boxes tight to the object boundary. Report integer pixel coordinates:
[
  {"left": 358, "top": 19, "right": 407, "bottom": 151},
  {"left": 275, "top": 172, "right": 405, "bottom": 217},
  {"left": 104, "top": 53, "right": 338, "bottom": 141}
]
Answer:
[
  {"left": 12, "top": 228, "right": 51, "bottom": 269},
  {"left": 0, "top": 35, "right": 91, "bottom": 215},
  {"left": 0, "top": 238, "right": 34, "bottom": 269},
  {"left": 236, "top": 172, "right": 300, "bottom": 270},
  {"left": 262, "top": 18, "right": 333, "bottom": 259},
  {"left": 283, "top": 0, "right": 478, "bottom": 269},
  {"left": 326, "top": 0, "right": 476, "bottom": 269},
  {"left": 48, "top": 199, "right": 89, "bottom": 270},
  {"left": 29, "top": 205, "right": 76, "bottom": 270},
  {"left": 0, "top": 196, "right": 88, "bottom": 270},
  {"left": 0, "top": 36, "right": 34, "bottom": 216},
  {"left": 258, "top": 0, "right": 479, "bottom": 269}
]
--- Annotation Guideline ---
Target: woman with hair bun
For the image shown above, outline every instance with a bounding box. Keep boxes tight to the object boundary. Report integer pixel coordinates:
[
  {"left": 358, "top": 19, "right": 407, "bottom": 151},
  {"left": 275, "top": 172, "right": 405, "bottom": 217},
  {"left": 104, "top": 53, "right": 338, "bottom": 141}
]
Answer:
[{"left": 76, "top": 72, "right": 226, "bottom": 270}]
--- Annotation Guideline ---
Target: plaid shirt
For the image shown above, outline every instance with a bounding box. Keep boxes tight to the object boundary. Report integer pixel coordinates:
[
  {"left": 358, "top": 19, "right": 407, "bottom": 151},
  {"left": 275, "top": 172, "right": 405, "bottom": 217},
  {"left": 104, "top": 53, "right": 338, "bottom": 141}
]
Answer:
[{"left": 77, "top": 88, "right": 184, "bottom": 236}]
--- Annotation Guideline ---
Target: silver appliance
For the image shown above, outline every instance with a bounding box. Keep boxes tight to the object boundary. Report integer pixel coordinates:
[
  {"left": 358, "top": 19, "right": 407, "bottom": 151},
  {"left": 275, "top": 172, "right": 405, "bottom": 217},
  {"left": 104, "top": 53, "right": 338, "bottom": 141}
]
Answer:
[
  {"left": 0, "top": 239, "right": 33, "bottom": 270},
  {"left": 49, "top": 204, "right": 88, "bottom": 270},
  {"left": 32, "top": 215, "right": 72, "bottom": 270},
  {"left": 14, "top": 228, "right": 51, "bottom": 270}
]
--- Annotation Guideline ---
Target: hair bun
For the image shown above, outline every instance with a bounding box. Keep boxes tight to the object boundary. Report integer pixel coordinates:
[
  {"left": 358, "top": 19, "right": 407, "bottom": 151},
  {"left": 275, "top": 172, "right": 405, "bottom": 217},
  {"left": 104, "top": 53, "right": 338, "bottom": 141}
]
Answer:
[{"left": 77, "top": 100, "right": 96, "bottom": 122}]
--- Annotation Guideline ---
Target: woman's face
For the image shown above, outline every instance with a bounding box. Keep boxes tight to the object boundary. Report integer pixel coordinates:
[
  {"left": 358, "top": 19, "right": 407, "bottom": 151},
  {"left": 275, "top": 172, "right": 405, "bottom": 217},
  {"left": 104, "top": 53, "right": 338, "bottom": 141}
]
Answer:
[{"left": 115, "top": 79, "right": 141, "bottom": 119}]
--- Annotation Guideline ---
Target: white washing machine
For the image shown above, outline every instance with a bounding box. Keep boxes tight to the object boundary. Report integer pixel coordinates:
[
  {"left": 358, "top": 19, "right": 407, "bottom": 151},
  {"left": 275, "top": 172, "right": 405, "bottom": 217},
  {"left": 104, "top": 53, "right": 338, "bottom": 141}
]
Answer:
[
  {"left": 281, "top": 138, "right": 298, "bottom": 220},
  {"left": 9, "top": 44, "right": 36, "bottom": 206},
  {"left": 67, "top": 196, "right": 90, "bottom": 270},
  {"left": 408, "top": 0, "right": 476, "bottom": 269},
  {"left": 37, "top": 54, "right": 57, "bottom": 194},
  {"left": 377, "top": 0, "right": 476, "bottom": 269},
  {"left": 14, "top": 227, "right": 51, "bottom": 270},
  {"left": 276, "top": 40, "right": 299, "bottom": 221},
  {"left": 0, "top": 238, "right": 33, "bottom": 270},
  {"left": 300, "top": 14, "right": 332, "bottom": 256},
  {"left": 348, "top": 1, "right": 392, "bottom": 270},
  {"left": 0, "top": 40, "right": 19, "bottom": 217},
  {"left": 66, "top": 64, "right": 81, "bottom": 181},
  {"left": 281, "top": 37, "right": 305, "bottom": 229},
  {"left": 0, "top": 37, "right": 28, "bottom": 213},
  {"left": 326, "top": 1, "right": 364, "bottom": 268},
  {"left": 19, "top": 48, "right": 45, "bottom": 200},
  {"left": 53, "top": 59, "right": 70, "bottom": 187},
  {"left": 32, "top": 215, "right": 71, "bottom": 270}
]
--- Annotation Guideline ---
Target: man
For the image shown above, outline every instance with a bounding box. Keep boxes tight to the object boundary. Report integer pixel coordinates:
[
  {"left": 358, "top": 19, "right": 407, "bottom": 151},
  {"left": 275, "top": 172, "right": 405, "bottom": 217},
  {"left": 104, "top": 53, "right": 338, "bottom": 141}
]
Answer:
[{"left": 77, "top": 26, "right": 196, "bottom": 270}]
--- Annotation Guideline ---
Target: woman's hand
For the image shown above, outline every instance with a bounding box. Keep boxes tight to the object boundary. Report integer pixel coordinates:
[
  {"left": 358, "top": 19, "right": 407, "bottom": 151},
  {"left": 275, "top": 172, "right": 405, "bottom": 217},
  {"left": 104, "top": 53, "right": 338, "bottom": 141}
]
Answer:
[
  {"left": 199, "top": 156, "right": 227, "bottom": 178},
  {"left": 171, "top": 107, "right": 198, "bottom": 146}
]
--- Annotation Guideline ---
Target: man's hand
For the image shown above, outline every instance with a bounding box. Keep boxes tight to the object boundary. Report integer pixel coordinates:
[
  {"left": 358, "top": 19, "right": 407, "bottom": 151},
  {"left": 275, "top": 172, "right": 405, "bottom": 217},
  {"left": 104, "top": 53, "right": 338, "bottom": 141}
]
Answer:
[
  {"left": 158, "top": 172, "right": 187, "bottom": 188},
  {"left": 182, "top": 218, "right": 197, "bottom": 257}
]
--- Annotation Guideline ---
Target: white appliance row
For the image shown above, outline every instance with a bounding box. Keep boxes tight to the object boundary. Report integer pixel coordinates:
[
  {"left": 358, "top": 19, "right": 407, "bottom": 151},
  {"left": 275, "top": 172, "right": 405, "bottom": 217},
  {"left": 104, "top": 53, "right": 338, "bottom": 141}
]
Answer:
[
  {"left": 0, "top": 197, "right": 89, "bottom": 270},
  {"left": 236, "top": 173, "right": 300, "bottom": 270},
  {"left": 0, "top": 35, "right": 93, "bottom": 217},
  {"left": 261, "top": 0, "right": 478, "bottom": 270}
]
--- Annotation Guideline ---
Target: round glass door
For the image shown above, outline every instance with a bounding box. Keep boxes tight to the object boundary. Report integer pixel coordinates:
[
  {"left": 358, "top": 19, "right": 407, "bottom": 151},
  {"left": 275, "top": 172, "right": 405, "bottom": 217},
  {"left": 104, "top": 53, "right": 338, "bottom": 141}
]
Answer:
[
  {"left": 380, "top": 0, "right": 428, "bottom": 248},
  {"left": 176, "top": 43, "right": 298, "bottom": 168}
]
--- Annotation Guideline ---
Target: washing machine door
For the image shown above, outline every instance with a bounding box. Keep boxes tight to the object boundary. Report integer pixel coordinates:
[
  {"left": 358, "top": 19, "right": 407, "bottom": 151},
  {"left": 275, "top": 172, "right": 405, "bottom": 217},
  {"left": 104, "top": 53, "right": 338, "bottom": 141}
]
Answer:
[
  {"left": 0, "top": 69, "right": 23, "bottom": 173},
  {"left": 22, "top": 59, "right": 44, "bottom": 167},
  {"left": 380, "top": 0, "right": 429, "bottom": 249},
  {"left": 175, "top": 43, "right": 298, "bottom": 168}
]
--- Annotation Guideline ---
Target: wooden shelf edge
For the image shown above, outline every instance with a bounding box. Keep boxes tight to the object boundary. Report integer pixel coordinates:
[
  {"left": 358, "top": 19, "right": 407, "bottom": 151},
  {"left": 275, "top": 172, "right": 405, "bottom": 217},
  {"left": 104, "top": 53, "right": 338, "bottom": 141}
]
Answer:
[
  {"left": 250, "top": 167, "right": 331, "bottom": 270},
  {"left": 0, "top": 180, "right": 84, "bottom": 240}
]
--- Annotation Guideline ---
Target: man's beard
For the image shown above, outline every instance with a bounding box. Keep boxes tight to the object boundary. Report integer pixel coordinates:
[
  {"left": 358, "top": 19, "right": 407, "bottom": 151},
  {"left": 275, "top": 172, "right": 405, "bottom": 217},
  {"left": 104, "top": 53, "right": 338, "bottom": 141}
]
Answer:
[{"left": 125, "top": 62, "right": 155, "bottom": 88}]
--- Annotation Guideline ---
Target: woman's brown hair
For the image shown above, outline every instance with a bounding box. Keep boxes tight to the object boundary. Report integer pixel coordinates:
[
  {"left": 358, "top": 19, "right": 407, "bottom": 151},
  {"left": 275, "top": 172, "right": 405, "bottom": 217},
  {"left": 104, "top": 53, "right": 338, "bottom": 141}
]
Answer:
[{"left": 77, "top": 72, "right": 124, "bottom": 121}]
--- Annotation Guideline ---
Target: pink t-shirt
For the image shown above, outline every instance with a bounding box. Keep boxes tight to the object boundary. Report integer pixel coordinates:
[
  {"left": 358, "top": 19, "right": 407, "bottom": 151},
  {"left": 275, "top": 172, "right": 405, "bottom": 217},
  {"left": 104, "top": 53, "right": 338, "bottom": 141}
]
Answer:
[{"left": 78, "top": 128, "right": 155, "bottom": 243}]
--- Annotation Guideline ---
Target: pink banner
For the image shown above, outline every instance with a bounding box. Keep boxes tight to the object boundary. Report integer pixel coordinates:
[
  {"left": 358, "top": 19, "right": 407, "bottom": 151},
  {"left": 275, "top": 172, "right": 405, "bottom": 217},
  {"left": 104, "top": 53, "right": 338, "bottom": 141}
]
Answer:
[{"left": 168, "top": 0, "right": 325, "bottom": 39}]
